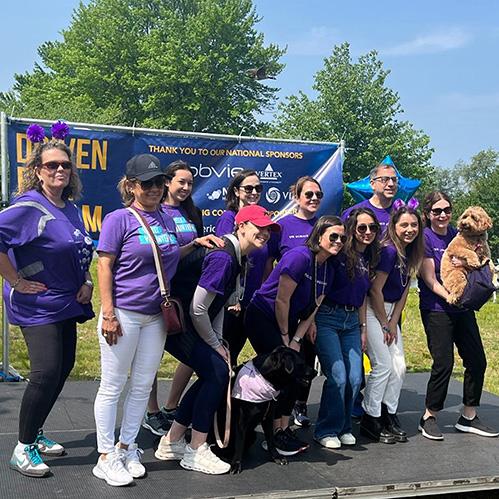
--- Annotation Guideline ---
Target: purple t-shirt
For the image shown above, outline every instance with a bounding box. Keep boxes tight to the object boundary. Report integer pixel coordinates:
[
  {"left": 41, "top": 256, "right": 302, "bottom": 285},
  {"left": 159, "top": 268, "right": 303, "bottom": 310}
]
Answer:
[
  {"left": 162, "top": 204, "right": 197, "bottom": 246},
  {"left": 268, "top": 214, "right": 316, "bottom": 259},
  {"left": 252, "top": 246, "right": 331, "bottom": 322},
  {"left": 198, "top": 250, "right": 238, "bottom": 295},
  {"left": 418, "top": 226, "right": 462, "bottom": 313},
  {"left": 375, "top": 244, "right": 409, "bottom": 303},
  {"left": 97, "top": 207, "right": 180, "bottom": 315},
  {"left": 342, "top": 199, "right": 392, "bottom": 235},
  {"left": 0, "top": 190, "right": 94, "bottom": 326},
  {"left": 215, "top": 209, "right": 268, "bottom": 306},
  {"left": 326, "top": 252, "right": 370, "bottom": 308}
]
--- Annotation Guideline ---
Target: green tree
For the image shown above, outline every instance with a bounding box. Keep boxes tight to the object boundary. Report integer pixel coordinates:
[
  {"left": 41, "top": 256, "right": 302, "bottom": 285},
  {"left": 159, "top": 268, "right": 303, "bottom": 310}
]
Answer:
[
  {"left": 11, "top": 0, "right": 284, "bottom": 134},
  {"left": 272, "top": 43, "right": 434, "bottom": 196}
]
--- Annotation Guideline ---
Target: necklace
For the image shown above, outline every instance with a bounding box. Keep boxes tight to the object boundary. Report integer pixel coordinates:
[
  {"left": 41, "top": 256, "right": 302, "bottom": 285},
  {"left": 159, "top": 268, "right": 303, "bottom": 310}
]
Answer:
[{"left": 314, "top": 256, "right": 327, "bottom": 306}]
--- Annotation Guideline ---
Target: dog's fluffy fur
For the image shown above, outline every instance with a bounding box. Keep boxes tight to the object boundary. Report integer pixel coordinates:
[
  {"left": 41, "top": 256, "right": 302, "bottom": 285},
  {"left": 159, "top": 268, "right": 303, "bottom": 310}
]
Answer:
[{"left": 441, "top": 206, "right": 493, "bottom": 304}]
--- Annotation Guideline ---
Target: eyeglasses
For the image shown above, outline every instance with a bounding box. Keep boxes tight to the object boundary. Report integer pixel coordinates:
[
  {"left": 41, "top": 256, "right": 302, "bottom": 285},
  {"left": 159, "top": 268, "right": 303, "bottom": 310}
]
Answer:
[
  {"left": 239, "top": 184, "right": 263, "bottom": 194},
  {"left": 329, "top": 233, "right": 347, "bottom": 244},
  {"left": 357, "top": 223, "right": 379, "bottom": 234},
  {"left": 304, "top": 190, "right": 324, "bottom": 200},
  {"left": 373, "top": 176, "right": 399, "bottom": 185},
  {"left": 137, "top": 177, "right": 165, "bottom": 190},
  {"left": 41, "top": 161, "right": 73, "bottom": 170},
  {"left": 430, "top": 207, "right": 452, "bottom": 216}
]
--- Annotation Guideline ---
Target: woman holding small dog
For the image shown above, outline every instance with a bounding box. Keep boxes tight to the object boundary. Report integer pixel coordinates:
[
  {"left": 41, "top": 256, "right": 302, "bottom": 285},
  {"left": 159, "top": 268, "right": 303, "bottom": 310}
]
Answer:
[
  {"left": 155, "top": 204, "right": 280, "bottom": 475},
  {"left": 246, "top": 216, "right": 344, "bottom": 456},
  {"left": 360, "top": 199, "right": 424, "bottom": 444},
  {"left": 314, "top": 208, "right": 380, "bottom": 449},
  {"left": 417, "top": 192, "right": 498, "bottom": 440}
]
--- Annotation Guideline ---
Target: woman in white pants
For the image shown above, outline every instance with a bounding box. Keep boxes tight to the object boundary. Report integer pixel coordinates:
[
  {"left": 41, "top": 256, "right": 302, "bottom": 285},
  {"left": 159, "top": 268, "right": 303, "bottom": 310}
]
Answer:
[
  {"left": 93, "top": 154, "right": 200, "bottom": 486},
  {"left": 361, "top": 199, "right": 424, "bottom": 444}
]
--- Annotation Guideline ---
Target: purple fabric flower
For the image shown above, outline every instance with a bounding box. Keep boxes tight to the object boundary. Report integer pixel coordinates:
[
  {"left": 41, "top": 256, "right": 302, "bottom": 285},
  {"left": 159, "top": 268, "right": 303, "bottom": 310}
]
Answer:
[
  {"left": 407, "top": 197, "right": 419, "bottom": 210},
  {"left": 392, "top": 198, "right": 405, "bottom": 211},
  {"left": 51, "top": 120, "right": 70, "bottom": 140},
  {"left": 26, "top": 124, "right": 45, "bottom": 143},
  {"left": 393, "top": 197, "right": 420, "bottom": 211}
]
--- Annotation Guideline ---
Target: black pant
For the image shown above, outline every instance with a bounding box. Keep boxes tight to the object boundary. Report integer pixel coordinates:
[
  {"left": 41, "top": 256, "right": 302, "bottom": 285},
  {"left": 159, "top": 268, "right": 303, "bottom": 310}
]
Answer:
[
  {"left": 245, "top": 303, "right": 300, "bottom": 419},
  {"left": 421, "top": 309, "right": 486, "bottom": 411},
  {"left": 222, "top": 307, "right": 248, "bottom": 367},
  {"left": 19, "top": 319, "right": 77, "bottom": 443}
]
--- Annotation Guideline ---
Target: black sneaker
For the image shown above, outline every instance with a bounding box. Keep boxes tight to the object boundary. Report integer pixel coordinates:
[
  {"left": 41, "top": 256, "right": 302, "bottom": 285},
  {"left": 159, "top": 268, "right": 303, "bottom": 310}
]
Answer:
[
  {"left": 418, "top": 416, "right": 443, "bottom": 441},
  {"left": 261, "top": 429, "right": 308, "bottom": 456},
  {"left": 455, "top": 415, "right": 499, "bottom": 437},
  {"left": 284, "top": 427, "right": 310, "bottom": 452},
  {"left": 142, "top": 411, "right": 171, "bottom": 436},
  {"left": 160, "top": 406, "right": 177, "bottom": 426},
  {"left": 293, "top": 403, "right": 311, "bottom": 427}
]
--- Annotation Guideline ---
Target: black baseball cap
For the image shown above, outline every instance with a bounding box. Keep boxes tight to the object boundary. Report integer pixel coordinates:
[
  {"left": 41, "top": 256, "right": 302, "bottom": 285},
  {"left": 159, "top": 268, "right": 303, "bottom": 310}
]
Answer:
[{"left": 126, "top": 154, "right": 164, "bottom": 181}]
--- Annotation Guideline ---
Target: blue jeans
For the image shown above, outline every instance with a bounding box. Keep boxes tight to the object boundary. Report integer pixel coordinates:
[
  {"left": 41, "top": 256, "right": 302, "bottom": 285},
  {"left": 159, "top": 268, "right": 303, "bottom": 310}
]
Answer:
[{"left": 314, "top": 305, "right": 363, "bottom": 439}]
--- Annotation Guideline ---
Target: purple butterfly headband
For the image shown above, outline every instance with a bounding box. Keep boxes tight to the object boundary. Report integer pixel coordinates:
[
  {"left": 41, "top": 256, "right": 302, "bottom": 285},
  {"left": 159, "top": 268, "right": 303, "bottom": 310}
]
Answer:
[
  {"left": 26, "top": 120, "right": 70, "bottom": 143},
  {"left": 393, "top": 197, "right": 419, "bottom": 211}
]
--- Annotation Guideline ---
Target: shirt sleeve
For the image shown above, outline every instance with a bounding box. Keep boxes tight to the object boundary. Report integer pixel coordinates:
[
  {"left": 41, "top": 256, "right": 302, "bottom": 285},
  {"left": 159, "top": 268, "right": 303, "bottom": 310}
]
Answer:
[
  {"left": 189, "top": 286, "right": 222, "bottom": 349},
  {"left": 215, "top": 211, "right": 236, "bottom": 237},
  {"left": 423, "top": 231, "right": 434, "bottom": 258},
  {"left": 97, "top": 211, "right": 127, "bottom": 255},
  {"left": 198, "top": 251, "right": 234, "bottom": 295},
  {"left": 376, "top": 246, "right": 397, "bottom": 274},
  {"left": 279, "top": 250, "right": 309, "bottom": 283}
]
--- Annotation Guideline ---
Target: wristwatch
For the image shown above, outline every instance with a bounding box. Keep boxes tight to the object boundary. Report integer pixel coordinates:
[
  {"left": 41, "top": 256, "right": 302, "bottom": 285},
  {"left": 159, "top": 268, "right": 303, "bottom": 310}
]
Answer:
[
  {"left": 292, "top": 336, "right": 303, "bottom": 344},
  {"left": 84, "top": 279, "right": 94, "bottom": 288},
  {"left": 381, "top": 324, "right": 390, "bottom": 333}
]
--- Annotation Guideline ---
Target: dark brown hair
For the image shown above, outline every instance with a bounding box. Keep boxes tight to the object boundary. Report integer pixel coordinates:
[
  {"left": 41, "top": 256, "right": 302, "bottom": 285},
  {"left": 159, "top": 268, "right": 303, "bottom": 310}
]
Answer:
[
  {"left": 306, "top": 215, "right": 343, "bottom": 253},
  {"left": 290, "top": 176, "right": 321, "bottom": 198},
  {"left": 422, "top": 191, "right": 453, "bottom": 228},
  {"left": 225, "top": 169, "right": 260, "bottom": 212}
]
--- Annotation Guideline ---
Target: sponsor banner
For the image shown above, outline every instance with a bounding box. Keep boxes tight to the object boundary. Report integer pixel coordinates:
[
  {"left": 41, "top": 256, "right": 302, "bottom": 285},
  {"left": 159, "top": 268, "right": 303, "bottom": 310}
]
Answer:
[{"left": 6, "top": 121, "right": 343, "bottom": 239}]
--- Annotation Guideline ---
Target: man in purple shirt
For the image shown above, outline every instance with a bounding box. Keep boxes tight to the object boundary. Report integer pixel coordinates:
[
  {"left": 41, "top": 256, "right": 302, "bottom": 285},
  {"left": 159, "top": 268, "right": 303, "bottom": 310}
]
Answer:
[{"left": 342, "top": 155, "right": 399, "bottom": 233}]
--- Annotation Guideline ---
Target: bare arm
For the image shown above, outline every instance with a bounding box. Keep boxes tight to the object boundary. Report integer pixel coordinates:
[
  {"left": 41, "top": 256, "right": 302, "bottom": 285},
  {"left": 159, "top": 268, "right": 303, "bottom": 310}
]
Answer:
[
  {"left": 419, "top": 257, "right": 450, "bottom": 301},
  {"left": 275, "top": 274, "right": 299, "bottom": 346},
  {"left": 0, "top": 253, "right": 47, "bottom": 294}
]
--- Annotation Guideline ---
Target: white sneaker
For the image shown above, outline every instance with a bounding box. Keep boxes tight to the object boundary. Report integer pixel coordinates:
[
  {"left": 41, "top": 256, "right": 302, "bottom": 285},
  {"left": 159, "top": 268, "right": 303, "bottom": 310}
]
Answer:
[
  {"left": 315, "top": 436, "right": 341, "bottom": 449},
  {"left": 155, "top": 436, "right": 186, "bottom": 461},
  {"left": 119, "top": 443, "right": 146, "bottom": 478},
  {"left": 180, "top": 443, "right": 230, "bottom": 475},
  {"left": 35, "top": 430, "right": 65, "bottom": 456},
  {"left": 339, "top": 433, "right": 356, "bottom": 445},
  {"left": 9, "top": 443, "right": 50, "bottom": 477},
  {"left": 92, "top": 450, "right": 134, "bottom": 487}
]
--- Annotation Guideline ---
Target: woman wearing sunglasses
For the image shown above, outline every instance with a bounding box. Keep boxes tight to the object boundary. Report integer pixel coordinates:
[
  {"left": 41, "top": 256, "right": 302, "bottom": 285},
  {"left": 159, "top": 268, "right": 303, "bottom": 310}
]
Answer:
[
  {"left": 215, "top": 169, "right": 269, "bottom": 366},
  {"left": 0, "top": 136, "right": 94, "bottom": 478},
  {"left": 245, "top": 216, "right": 344, "bottom": 456},
  {"left": 267, "top": 175, "right": 324, "bottom": 428},
  {"left": 360, "top": 200, "right": 424, "bottom": 444},
  {"left": 314, "top": 208, "right": 380, "bottom": 449},
  {"left": 418, "top": 192, "right": 498, "bottom": 440},
  {"left": 93, "top": 154, "right": 185, "bottom": 486}
]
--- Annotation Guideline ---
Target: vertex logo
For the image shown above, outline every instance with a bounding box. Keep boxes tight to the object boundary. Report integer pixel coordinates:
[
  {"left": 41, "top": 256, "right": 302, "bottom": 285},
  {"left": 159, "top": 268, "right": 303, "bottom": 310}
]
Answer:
[{"left": 257, "top": 163, "right": 282, "bottom": 180}]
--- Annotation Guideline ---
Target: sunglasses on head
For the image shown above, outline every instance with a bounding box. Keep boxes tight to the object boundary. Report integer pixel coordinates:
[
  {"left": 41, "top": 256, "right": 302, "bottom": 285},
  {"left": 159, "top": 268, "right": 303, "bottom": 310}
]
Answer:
[
  {"left": 430, "top": 207, "right": 452, "bottom": 216},
  {"left": 41, "top": 161, "right": 72, "bottom": 170},
  {"left": 303, "top": 190, "right": 324, "bottom": 200},
  {"left": 239, "top": 184, "right": 263, "bottom": 194},
  {"left": 137, "top": 177, "right": 165, "bottom": 190},
  {"left": 329, "top": 232, "right": 347, "bottom": 244},
  {"left": 357, "top": 223, "right": 379, "bottom": 234}
]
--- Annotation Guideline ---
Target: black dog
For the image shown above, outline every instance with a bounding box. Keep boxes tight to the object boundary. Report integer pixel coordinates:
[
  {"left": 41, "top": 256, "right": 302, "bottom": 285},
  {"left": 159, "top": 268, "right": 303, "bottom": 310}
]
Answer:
[{"left": 214, "top": 346, "right": 316, "bottom": 474}]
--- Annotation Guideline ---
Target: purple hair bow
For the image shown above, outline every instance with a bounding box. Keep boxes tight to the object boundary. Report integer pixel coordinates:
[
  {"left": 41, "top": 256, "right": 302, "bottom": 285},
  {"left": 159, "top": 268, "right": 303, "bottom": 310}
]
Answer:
[
  {"left": 26, "top": 120, "right": 70, "bottom": 143},
  {"left": 393, "top": 197, "right": 419, "bottom": 211}
]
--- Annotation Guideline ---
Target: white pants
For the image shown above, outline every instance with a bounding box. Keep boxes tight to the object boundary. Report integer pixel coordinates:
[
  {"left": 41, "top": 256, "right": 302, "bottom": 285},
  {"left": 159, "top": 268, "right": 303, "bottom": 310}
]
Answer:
[
  {"left": 94, "top": 307, "right": 166, "bottom": 453},
  {"left": 362, "top": 301, "right": 406, "bottom": 417}
]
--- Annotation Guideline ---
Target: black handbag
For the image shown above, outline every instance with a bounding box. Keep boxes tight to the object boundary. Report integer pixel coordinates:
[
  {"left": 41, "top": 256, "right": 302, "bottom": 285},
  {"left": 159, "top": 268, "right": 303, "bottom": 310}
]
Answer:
[{"left": 458, "top": 261, "right": 497, "bottom": 311}]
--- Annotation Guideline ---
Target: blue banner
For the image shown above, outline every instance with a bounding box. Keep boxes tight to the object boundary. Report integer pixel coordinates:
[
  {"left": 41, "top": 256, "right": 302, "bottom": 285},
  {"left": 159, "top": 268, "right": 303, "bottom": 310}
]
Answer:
[{"left": 6, "top": 121, "right": 343, "bottom": 239}]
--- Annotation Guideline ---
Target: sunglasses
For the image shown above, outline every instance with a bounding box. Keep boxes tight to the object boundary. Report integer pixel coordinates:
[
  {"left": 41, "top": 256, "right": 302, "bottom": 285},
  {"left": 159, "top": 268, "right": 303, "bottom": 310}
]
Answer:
[
  {"left": 239, "top": 184, "right": 263, "bottom": 194},
  {"left": 329, "top": 232, "right": 347, "bottom": 244},
  {"left": 304, "top": 190, "right": 324, "bottom": 200},
  {"left": 137, "top": 177, "right": 166, "bottom": 190},
  {"left": 373, "top": 176, "right": 399, "bottom": 185},
  {"left": 430, "top": 207, "right": 452, "bottom": 216},
  {"left": 41, "top": 161, "right": 73, "bottom": 170},
  {"left": 357, "top": 223, "right": 379, "bottom": 234}
]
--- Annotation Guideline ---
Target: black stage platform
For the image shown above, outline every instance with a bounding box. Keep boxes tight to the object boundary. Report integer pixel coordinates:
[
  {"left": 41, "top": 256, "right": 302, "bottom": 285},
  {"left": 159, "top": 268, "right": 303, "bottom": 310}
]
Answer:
[{"left": 2, "top": 373, "right": 499, "bottom": 499}]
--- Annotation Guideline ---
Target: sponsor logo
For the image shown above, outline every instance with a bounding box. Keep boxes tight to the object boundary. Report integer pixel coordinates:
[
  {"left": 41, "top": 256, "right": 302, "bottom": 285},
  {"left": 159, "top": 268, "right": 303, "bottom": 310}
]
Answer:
[
  {"left": 191, "top": 164, "right": 243, "bottom": 178},
  {"left": 207, "top": 188, "right": 224, "bottom": 201},
  {"left": 266, "top": 187, "right": 281, "bottom": 204},
  {"left": 256, "top": 163, "right": 283, "bottom": 181}
]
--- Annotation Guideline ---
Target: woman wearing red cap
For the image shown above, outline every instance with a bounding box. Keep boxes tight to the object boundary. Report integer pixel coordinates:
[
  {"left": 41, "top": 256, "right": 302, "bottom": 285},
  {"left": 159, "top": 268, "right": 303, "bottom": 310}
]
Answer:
[{"left": 155, "top": 205, "right": 279, "bottom": 475}]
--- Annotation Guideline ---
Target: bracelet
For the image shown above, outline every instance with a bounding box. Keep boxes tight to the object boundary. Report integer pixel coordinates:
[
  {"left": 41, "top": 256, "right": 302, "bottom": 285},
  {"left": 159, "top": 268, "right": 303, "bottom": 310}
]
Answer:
[
  {"left": 102, "top": 315, "right": 117, "bottom": 320},
  {"left": 11, "top": 275, "right": 22, "bottom": 289},
  {"left": 84, "top": 279, "right": 94, "bottom": 288},
  {"left": 360, "top": 322, "right": 367, "bottom": 328},
  {"left": 381, "top": 324, "right": 390, "bottom": 333},
  {"left": 280, "top": 331, "right": 289, "bottom": 336},
  {"left": 292, "top": 336, "right": 303, "bottom": 344}
]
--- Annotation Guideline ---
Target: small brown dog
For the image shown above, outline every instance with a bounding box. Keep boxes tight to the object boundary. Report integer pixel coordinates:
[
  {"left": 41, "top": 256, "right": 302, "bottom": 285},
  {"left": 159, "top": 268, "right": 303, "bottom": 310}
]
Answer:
[{"left": 441, "top": 206, "right": 493, "bottom": 305}]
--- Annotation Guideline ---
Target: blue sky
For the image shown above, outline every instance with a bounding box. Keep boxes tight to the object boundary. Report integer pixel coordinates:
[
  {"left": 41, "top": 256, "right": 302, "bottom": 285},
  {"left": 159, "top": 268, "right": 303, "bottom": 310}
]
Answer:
[{"left": 3, "top": 0, "right": 498, "bottom": 169}]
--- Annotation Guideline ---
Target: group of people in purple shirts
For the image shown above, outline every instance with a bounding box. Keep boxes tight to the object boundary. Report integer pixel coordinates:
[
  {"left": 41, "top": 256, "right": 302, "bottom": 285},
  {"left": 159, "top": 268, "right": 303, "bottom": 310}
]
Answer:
[{"left": 1, "top": 136, "right": 497, "bottom": 486}]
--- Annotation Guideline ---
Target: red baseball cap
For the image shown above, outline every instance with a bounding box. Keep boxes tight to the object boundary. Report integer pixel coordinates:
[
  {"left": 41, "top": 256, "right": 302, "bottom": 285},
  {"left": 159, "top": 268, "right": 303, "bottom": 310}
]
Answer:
[{"left": 235, "top": 205, "right": 280, "bottom": 232}]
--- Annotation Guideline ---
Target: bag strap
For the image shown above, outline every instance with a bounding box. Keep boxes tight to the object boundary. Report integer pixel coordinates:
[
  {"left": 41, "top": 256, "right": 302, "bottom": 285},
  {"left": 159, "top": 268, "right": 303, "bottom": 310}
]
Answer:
[
  {"left": 127, "top": 207, "right": 170, "bottom": 299},
  {"left": 214, "top": 341, "right": 233, "bottom": 449}
]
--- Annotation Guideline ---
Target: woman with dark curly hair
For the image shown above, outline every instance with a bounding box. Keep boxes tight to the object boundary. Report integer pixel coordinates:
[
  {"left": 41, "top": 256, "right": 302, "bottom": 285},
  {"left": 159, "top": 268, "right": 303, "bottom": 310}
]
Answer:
[{"left": 0, "top": 128, "right": 94, "bottom": 478}]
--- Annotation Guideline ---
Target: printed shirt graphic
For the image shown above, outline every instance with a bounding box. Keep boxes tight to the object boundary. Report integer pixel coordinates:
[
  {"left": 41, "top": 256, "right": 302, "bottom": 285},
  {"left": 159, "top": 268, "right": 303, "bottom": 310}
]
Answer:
[
  {"left": 162, "top": 204, "right": 197, "bottom": 246},
  {"left": 98, "top": 208, "right": 180, "bottom": 315},
  {"left": 0, "top": 190, "right": 94, "bottom": 326},
  {"left": 375, "top": 244, "right": 409, "bottom": 303},
  {"left": 418, "top": 226, "right": 461, "bottom": 313},
  {"left": 268, "top": 214, "right": 317, "bottom": 259}
]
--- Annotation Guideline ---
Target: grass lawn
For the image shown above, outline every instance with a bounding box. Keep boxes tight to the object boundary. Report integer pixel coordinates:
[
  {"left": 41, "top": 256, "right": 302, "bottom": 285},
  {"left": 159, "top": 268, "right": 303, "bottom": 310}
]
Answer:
[{"left": 4, "top": 265, "right": 499, "bottom": 394}]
